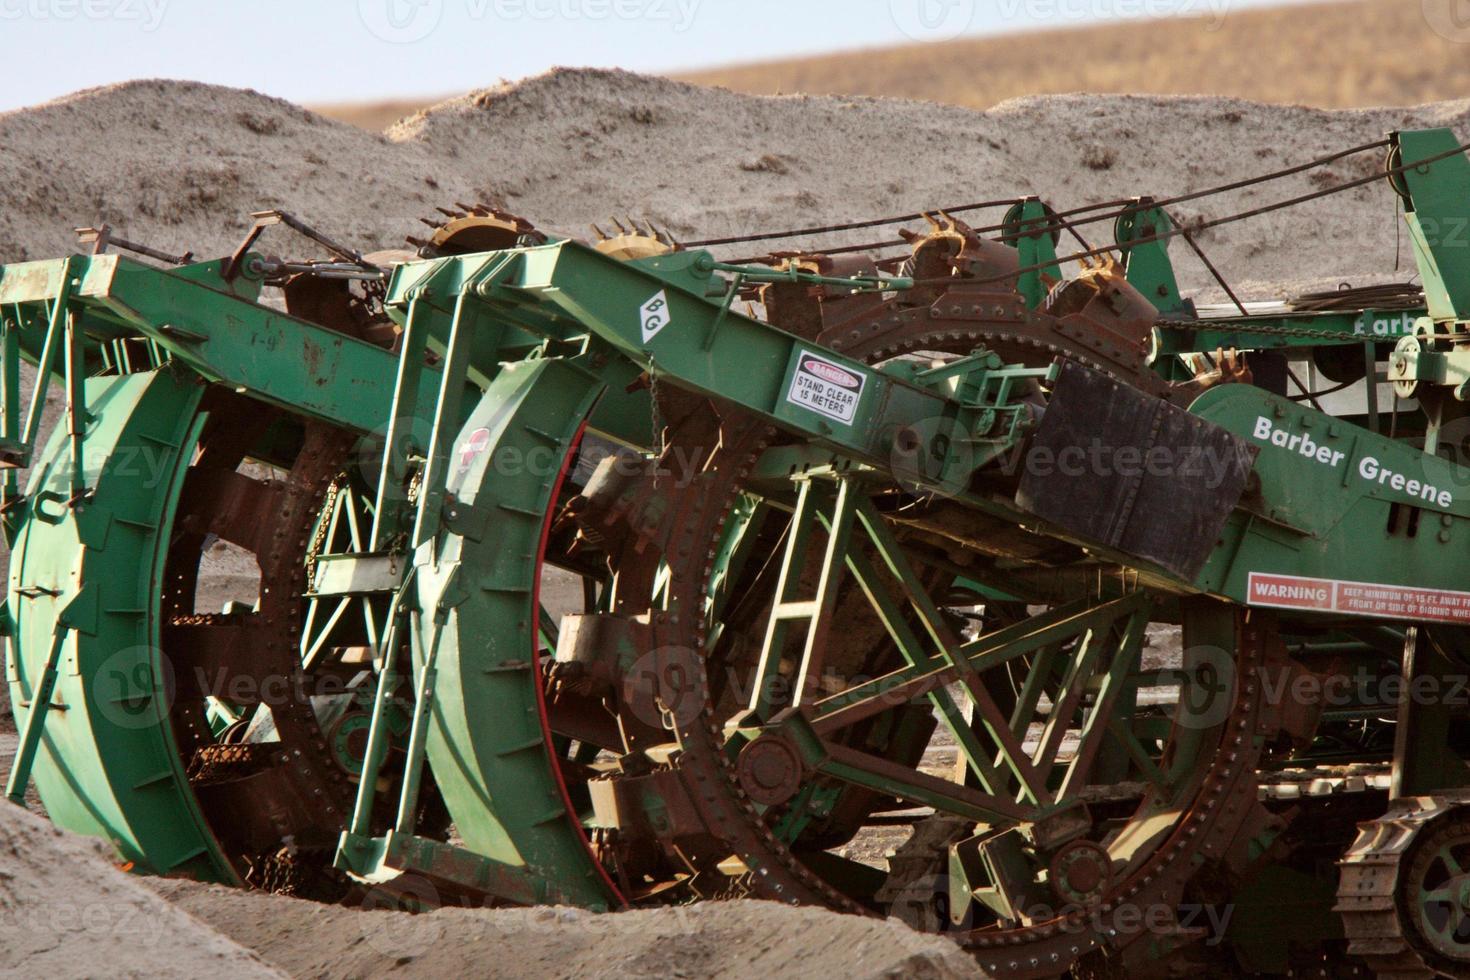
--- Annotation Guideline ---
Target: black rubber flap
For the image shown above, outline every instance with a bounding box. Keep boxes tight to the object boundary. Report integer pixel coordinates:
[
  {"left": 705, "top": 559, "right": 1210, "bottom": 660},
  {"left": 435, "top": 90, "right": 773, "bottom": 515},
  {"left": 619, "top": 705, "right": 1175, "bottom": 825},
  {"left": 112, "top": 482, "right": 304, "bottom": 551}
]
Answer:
[{"left": 1015, "top": 359, "right": 1256, "bottom": 581}]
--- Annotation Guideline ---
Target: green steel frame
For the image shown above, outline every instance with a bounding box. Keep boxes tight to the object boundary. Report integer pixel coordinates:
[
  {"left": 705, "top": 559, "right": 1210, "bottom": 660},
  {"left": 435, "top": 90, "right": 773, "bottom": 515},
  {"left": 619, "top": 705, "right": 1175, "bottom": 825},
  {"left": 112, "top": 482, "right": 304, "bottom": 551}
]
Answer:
[{"left": 2, "top": 129, "right": 1469, "bottom": 944}]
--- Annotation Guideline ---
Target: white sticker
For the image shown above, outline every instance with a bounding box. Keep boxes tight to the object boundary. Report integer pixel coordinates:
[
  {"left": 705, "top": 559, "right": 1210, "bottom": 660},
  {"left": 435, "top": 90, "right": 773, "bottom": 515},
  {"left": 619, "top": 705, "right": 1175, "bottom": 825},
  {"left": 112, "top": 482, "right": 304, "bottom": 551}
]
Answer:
[
  {"left": 786, "top": 349, "right": 866, "bottom": 424},
  {"left": 1247, "top": 571, "right": 1470, "bottom": 625},
  {"left": 640, "top": 289, "right": 671, "bottom": 343}
]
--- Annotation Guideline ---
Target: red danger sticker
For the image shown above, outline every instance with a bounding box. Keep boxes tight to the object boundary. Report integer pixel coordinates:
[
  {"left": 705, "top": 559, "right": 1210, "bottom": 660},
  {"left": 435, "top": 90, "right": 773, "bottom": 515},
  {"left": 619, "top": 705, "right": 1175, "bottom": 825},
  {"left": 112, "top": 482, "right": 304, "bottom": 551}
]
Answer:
[
  {"left": 457, "top": 427, "right": 491, "bottom": 474},
  {"left": 1247, "top": 572, "right": 1470, "bottom": 624},
  {"left": 787, "top": 349, "right": 866, "bottom": 424}
]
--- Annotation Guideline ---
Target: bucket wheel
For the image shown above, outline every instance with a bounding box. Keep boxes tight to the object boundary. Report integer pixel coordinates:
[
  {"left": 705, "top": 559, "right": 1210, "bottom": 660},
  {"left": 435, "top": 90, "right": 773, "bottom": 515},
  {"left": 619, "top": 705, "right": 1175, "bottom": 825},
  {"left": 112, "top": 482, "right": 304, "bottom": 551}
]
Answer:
[
  {"left": 160, "top": 396, "right": 366, "bottom": 892},
  {"left": 567, "top": 307, "right": 1284, "bottom": 974}
]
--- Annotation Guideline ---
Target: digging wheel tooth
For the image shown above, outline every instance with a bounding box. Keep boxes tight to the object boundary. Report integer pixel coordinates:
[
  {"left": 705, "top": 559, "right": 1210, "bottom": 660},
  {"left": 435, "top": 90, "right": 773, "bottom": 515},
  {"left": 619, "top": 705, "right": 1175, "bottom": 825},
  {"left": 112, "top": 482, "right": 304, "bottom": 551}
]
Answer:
[{"left": 409, "top": 206, "right": 545, "bottom": 257}]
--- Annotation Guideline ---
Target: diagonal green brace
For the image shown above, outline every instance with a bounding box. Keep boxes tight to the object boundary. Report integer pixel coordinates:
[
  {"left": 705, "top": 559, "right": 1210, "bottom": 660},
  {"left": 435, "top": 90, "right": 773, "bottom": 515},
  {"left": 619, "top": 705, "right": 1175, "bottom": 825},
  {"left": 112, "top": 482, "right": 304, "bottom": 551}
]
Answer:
[{"left": 5, "top": 622, "right": 71, "bottom": 805}]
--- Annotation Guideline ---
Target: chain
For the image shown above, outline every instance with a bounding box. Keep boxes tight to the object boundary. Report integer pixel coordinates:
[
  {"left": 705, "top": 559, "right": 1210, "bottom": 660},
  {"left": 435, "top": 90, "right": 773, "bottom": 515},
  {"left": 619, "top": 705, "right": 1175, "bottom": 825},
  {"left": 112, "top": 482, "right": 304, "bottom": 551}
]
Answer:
[
  {"left": 1154, "top": 317, "right": 1385, "bottom": 343},
  {"left": 302, "top": 475, "right": 344, "bottom": 584}
]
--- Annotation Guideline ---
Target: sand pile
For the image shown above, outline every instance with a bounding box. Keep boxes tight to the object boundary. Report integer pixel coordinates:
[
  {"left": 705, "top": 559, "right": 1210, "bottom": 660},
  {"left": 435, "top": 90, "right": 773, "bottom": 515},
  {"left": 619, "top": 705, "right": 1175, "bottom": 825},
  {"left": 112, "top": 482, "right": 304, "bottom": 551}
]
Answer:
[
  {"left": 3, "top": 70, "right": 1468, "bottom": 302},
  {"left": 151, "top": 879, "right": 980, "bottom": 980},
  {"left": 0, "top": 793, "right": 978, "bottom": 980},
  {"left": 0, "top": 780, "right": 978, "bottom": 980},
  {"left": 0, "top": 802, "right": 282, "bottom": 977}
]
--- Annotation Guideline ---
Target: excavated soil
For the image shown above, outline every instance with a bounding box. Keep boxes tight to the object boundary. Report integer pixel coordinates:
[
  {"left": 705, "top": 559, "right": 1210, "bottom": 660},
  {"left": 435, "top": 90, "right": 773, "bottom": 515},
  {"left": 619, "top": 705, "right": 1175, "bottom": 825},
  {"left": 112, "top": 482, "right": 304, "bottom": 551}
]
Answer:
[
  {"left": 0, "top": 803, "right": 283, "bottom": 978},
  {"left": 0, "top": 798, "right": 977, "bottom": 978},
  {"left": 150, "top": 878, "right": 980, "bottom": 980},
  {"left": 2, "top": 68, "right": 1467, "bottom": 978},
  {"left": 3, "top": 70, "right": 1468, "bottom": 302}
]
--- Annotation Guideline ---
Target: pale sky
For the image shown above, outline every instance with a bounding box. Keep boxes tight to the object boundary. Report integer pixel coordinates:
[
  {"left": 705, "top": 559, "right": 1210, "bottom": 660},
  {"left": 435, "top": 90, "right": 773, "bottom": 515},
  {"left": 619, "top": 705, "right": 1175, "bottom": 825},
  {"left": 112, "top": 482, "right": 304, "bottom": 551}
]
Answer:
[{"left": 0, "top": 0, "right": 1325, "bottom": 112}]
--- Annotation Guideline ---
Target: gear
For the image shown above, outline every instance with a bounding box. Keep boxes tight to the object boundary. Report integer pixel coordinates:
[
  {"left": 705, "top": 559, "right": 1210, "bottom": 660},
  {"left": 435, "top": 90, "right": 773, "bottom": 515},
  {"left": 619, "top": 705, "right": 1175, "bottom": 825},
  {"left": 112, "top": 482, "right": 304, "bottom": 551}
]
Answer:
[
  {"left": 591, "top": 217, "right": 678, "bottom": 260},
  {"left": 575, "top": 226, "right": 1283, "bottom": 975},
  {"left": 1049, "top": 840, "right": 1114, "bottom": 906},
  {"left": 407, "top": 204, "right": 543, "bottom": 257}
]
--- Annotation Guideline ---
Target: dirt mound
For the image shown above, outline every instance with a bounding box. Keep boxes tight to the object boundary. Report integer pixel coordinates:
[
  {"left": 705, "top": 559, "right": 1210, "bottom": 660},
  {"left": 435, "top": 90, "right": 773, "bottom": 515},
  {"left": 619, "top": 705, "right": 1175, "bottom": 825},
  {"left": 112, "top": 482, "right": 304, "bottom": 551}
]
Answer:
[
  {"left": 0, "top": 802, "right": 282, "bottom": 977},
  {"left": 152, "top": 879, "right": 981, "bottom": 980},
  {"left": 2, "top": 666, "right": 972, "bottom": 980},
  {"left": 3, "top": 69, "right": 1468, "bottom": 303},
  {"left": 0, "top": 768, "right": 978, "bottom": 980},
  {"left": 318, "top": 1, "right": 1470, "bottom": 127},
  {"left": 0, "top": 79, "right": 452, "bottom": 266}
]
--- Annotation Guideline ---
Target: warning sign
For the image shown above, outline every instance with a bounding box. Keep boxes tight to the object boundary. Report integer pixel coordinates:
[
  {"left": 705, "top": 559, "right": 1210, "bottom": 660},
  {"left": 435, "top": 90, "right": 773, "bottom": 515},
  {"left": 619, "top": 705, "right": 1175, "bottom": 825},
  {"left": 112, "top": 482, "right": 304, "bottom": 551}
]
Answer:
[
  {"left": 786, "top": 349, "right": 866, "bottom": 424},
  {"left": 457, "top": 427, "right": 491, "bottom": 474},
  {"left": 1247, "top": 571, "right": 1470, "bottom": 624}
]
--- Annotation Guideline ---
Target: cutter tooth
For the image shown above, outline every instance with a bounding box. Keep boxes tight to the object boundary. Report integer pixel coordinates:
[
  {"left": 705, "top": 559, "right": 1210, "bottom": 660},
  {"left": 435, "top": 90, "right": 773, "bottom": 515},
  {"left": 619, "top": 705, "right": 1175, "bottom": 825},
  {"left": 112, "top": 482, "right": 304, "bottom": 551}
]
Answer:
[
  {"left": 611, "top": 217, "right": 630, "bottom": 235},
  {"left": 419, "top": 217, "right": 441, "bottom": 229},
  {"left": 591, "top": 223, "right": 609, "bottom": 241}
]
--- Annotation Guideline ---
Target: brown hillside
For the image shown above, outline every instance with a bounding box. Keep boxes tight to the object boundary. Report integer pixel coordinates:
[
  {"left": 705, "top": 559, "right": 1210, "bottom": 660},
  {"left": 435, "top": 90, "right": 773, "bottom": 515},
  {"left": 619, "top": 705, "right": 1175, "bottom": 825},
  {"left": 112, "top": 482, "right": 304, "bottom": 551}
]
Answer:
[
  {"left": 681, "top": 0, "right": 1468, "bottom": 110},
  {"left": 313, "top": 0, "right": 1470, "bottom": 131}
]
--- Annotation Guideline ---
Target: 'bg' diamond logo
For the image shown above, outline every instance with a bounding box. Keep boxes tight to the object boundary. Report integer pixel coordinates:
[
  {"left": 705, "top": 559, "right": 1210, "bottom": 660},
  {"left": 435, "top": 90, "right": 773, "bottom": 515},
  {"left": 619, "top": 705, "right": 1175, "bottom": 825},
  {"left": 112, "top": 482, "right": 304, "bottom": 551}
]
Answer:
[{"left": 640, "top": 290, "right": 671, "bottom": 343}]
